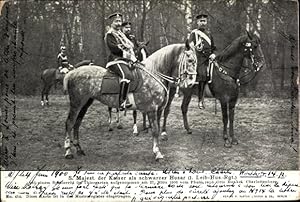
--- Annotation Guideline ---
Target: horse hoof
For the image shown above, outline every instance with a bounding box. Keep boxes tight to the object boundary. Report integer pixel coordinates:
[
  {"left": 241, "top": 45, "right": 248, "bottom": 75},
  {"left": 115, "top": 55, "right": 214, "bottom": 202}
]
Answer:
[
  {"left": 41, "top": 101, "right": 45, "bottom": 106},
  {"left": 186, "top": 129, "right": 192, "bottom": 134},
  {"left": 108, "top": 127, "right": 113, "bottom": 132},
  {"left": 161, "top": 132, "right": 168, "bottom": 141},
  {"left": 133, "top": 126, "right": 139, "bottom": 135},
  {"left": 65, "top": 154, "right": 74, "bottom": 159},
  {"left": 117, "top": 125, "right": 123, "bottom": 129},
  {"left": 224, "top": 142, "right": 232, "bottom": 148},
  {"left": 77, "top": 150, "right": 86, "bottom": 156},
  {"left": 155, "top": 152, "right": 164, "bottom": 161},
  {"left": 232, "top": 138, "right": 238, "bottom": 145}
]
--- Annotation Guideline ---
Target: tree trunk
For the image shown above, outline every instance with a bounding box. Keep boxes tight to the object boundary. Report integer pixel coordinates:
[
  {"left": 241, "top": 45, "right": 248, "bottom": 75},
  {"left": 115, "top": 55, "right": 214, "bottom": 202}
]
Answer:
[{"left": 140, "top": 0, "right": 147, "bottom": 41}]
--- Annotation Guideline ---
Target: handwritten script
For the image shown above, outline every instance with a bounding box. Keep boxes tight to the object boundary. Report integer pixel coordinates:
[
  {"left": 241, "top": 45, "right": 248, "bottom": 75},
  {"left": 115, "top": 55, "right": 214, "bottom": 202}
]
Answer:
[{"left": 2, "top": 169, "right": 299, "bottom": 201}]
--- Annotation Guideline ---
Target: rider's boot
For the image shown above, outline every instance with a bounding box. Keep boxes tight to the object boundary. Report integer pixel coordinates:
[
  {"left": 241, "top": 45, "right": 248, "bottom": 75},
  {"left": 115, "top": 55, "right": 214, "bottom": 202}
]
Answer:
[{"left": 119, "top": 79, "right": 132, "bottom": 111}]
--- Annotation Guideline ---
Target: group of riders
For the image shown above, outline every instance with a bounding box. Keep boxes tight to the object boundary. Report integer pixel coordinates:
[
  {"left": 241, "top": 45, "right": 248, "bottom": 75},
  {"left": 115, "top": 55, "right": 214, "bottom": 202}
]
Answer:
[{"left": 57, "top": 12, "right": 216, "bottom": 111}]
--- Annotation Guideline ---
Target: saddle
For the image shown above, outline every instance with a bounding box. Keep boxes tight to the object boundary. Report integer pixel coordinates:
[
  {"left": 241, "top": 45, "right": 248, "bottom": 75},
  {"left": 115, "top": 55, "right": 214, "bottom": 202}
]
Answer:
[{"left": 100, "top": 60, "right": 143, "bottom": 95}]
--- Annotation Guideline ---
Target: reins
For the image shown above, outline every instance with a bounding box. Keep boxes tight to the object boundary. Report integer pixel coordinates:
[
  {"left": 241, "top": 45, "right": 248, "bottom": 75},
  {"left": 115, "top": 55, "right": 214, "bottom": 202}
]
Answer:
[
  {"left": 213, "top": 59, "right": 263, "bottom": 86},
  {"left": 209, "top": 42, "right": 264, "bottom": 86},
  {"left": 138, "top": 49, "right": 197, "bottom": 86}
]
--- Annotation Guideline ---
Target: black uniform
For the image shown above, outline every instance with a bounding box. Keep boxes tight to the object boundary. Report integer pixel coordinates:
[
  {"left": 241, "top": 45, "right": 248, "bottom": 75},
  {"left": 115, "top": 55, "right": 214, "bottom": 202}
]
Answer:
[
  {"left": 188, "top": 28, "right": 216, "bottom": 81},
  {"left": 104, "top": 28, "right": 136, "bottom": 110},
  {"left": 105, "top": 31, "right": 134, "bottom": 81}
]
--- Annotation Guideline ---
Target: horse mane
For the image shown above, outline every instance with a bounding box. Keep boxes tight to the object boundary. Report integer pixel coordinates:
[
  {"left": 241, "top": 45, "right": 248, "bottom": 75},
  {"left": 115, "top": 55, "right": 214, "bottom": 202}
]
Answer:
[
  {"left": 216, "top": 35, "right": 248, "bottom": 62},
  {"left": 145, "top": 44, "right": 185, "bottom": 74}
]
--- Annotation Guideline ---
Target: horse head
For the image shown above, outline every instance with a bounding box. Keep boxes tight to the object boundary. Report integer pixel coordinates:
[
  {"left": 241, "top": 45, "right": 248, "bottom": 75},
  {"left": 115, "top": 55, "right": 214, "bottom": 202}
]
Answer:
[{"left": 243, "top": 31, "right": 266, "bottom": 73}]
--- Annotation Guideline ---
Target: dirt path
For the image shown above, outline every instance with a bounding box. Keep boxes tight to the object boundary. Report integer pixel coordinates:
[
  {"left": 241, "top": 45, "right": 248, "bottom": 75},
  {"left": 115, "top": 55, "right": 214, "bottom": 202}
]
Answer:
[{"left": 5, "top": 95, "right": 299, "bottom": 170}]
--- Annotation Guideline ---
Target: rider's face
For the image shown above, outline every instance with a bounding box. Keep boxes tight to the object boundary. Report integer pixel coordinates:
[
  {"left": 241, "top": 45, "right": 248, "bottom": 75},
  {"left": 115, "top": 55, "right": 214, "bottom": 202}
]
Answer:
[
  {"left": 122, "top": 25, "right": 131, "bottom": 35},
  {"left": 111, "top": 17, "right": 122, "bottom": 30},
  {"left": 197, "top": 18, "right": 207, "bottom": 29}
]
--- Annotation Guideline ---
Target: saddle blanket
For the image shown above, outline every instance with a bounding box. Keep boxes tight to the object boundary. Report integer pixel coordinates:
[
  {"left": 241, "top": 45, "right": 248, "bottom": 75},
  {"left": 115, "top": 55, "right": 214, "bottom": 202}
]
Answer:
[{"left": 100, "top": 69, "right": 143, "bottom": 94}]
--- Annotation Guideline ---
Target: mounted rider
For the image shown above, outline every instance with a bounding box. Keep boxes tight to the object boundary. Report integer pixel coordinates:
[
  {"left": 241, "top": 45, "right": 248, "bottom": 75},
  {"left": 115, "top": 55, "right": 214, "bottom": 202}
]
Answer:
[
  {"left": 104, "top": 13, "right": 138, "bottom": 111},
  {"left": 57, "top": 46, "right": 73, "bottom": 74},
  {"left": 188, "top": 13, "right": 216, "bottom": 109},
  {"left": 121, "top": 22, "right": 139, "bottom": 54},
  {"left": 122, "top": 21, "right": 148, "bottom": 62}
]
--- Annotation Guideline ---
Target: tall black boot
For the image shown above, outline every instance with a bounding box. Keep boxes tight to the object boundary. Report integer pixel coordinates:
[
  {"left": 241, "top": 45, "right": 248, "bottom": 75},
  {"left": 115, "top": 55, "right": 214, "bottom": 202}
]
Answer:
[
  {"left": 119, "top": 81, "right": 132, "bottom": 111},
  {"left": 198, "top": 81, "right": 205, "bottom": 109}
]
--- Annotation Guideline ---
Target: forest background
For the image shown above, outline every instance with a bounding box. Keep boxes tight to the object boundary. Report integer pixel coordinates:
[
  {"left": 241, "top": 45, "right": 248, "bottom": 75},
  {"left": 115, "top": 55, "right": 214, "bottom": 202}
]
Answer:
[{"left": 0, "top": 0, "right": 298, "bottom": 96}]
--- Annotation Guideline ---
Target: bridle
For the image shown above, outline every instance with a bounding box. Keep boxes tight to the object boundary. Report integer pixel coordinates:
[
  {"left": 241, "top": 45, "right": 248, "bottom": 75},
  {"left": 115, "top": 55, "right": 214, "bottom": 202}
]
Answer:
[
  {"left": 212, "top": 40, "right": 264, "bottom": 86},
  {"left": 145, "top": 49, "right": 197, "bottom": 88}
]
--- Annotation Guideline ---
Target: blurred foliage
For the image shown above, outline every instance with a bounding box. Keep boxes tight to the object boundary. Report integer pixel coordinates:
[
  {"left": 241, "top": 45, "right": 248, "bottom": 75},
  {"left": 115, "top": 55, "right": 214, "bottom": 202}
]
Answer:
[{"left": 0, "top": 0, "right": 298, "bottom": 96}]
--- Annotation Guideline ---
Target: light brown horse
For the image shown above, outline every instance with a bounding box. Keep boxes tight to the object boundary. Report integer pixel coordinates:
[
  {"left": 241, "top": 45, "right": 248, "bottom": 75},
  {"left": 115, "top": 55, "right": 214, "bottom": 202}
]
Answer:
[{"left": 63, "top": 42, "right": 197, "bottom": 160}]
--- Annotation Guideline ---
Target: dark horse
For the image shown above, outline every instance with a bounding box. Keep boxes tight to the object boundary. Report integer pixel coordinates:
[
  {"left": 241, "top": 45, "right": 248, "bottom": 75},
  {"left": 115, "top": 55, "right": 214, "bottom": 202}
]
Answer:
[
  {"left": 41, "top": 60, "right": 93, "bottom": 106},
  {"left": 162, "top": 31, "right": 265, "bottom": 148},
  {"left": 62, "top": 42, "right": 197, "bottom": 160}
]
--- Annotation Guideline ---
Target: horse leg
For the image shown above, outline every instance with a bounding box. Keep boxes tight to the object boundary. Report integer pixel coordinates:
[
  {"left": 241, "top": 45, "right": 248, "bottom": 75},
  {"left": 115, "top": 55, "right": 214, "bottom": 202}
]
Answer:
[
  {"left": 142, "top": 112, "right": 148, "bottom": 131},
  {"left": 221, "top": 101, "right": 231, "bottom": 148},
  {"left": 229, "top": 101, "right": 238, "bottom": 145},
  {"left": 143, "top": 112, "right": 151, "bottom": 133},
  {"left": 116, "top": 108, "right": 123, "bottom": 129},
  {"left": 64, "top": 104, "right": 82, "bottom": 159},
  {"left": 45, "top": 84, "right": 52, "bottom": 106},
  {"left": 41, "top": 83, "right": 46, "bottom": 106},
  {"left": 157, "top": 109, "right": 162, "bottom": 132},
  {"left": 73, "top": 98, "right": 94, "bottom": 155},
  {"left": 161, "top": 87, "right": 176, "bottom": 140},
  {"left": 108, "top": 107, "right": 113, "bottom": 131},
  {"left": 147, "top": 113, "right": 152, "bottom": 129},
  {"left": 148, "top": 111, "right": 163, "bottom": 160},
  {"left": 132, "top": 110, "right": 139, "bottom": 135},
  {"left": 181, "top": 90, "right": 193, "bottom": 134}
]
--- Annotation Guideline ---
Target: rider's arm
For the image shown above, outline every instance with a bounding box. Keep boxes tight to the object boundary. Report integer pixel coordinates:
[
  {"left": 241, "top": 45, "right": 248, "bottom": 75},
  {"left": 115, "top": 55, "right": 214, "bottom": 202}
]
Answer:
[
  {"left": 57, "top": 54, "right": 61, "bottom": 66},
  {"left": 209, "top": 35, "right": 217, "bottom": 60},
  {"left": 105, "top": 33, "right": 123, "bottom": 56},
  {"left": 211, "top": 35, "right": 216, "bottom": 53}
]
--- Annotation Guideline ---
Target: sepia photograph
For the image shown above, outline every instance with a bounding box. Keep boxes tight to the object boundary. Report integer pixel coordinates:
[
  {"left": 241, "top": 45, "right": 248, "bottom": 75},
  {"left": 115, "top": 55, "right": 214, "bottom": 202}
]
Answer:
[{"left": 0, "top": 0, "right": 299, "bottom": 200}]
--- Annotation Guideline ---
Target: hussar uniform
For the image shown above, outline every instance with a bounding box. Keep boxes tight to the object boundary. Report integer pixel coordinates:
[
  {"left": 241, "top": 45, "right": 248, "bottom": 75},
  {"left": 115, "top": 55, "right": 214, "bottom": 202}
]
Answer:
[
  {"left": 122, "top": 22, "right": 147, "bottom": 61},
  {"left": 188, "top": 13, "right": 216, "bottom": 109},
  {"left": 188, "top": 28, "right": 216, "bottom": 81},
  {"left": 104, "top": 13, "right": 138, "bottom": 110}
]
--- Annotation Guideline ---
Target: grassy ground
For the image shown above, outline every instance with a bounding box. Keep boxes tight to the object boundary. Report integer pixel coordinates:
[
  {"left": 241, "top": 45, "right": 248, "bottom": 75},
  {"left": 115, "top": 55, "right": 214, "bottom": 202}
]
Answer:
[{"left": 2, "top": 95, "right": 299, "bottom": 171}]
